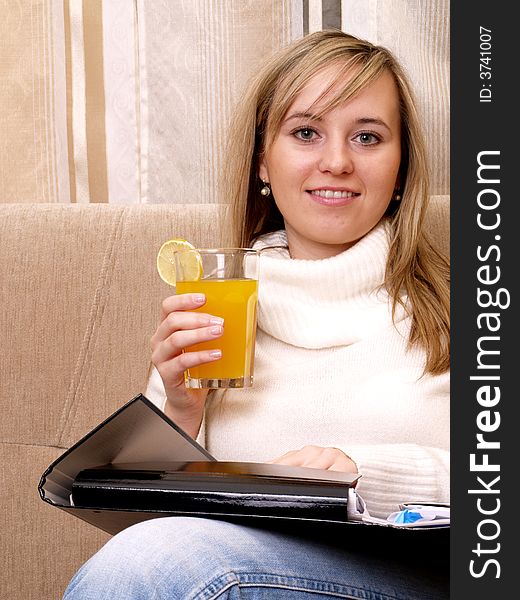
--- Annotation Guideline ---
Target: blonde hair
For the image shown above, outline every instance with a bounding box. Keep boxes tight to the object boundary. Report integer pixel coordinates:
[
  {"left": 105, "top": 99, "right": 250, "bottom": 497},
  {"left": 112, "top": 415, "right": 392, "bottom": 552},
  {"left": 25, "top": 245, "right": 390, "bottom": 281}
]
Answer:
[{"left": 221, "top": 30, "right": 449, "bottom": 375}]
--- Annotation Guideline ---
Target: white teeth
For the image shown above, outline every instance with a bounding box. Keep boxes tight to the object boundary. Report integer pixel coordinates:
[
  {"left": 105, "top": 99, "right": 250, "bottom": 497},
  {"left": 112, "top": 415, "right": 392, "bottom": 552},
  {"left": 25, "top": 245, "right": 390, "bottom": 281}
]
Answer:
[{"left": 312, "top": 189, "right": 355, "bottom": 198}]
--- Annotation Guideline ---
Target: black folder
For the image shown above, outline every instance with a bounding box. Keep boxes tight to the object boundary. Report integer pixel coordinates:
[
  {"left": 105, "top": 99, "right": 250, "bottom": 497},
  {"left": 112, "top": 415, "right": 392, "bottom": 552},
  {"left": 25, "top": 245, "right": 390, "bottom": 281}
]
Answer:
[
  {"left": 71, "top": 460, "right": 358, "bottom": 521},
  {"left": 39, "top": 394, "right": 448, "bottom": 537},
  {"left": 39, "top": 394, "right": 360, "bottom": 535}
]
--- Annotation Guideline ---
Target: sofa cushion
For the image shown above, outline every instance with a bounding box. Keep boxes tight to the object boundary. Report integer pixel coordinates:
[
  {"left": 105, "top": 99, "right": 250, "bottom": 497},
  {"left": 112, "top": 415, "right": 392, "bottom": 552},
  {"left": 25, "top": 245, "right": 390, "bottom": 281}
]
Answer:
[
  {"left": 1, "top": 203, "right": 227, "bottom": 599},
  {"left": 425, "top": 195, "right": 449, "bottom": 257},
  {"left": 1, "top": 204, "right": 226, "bottom": 448}
]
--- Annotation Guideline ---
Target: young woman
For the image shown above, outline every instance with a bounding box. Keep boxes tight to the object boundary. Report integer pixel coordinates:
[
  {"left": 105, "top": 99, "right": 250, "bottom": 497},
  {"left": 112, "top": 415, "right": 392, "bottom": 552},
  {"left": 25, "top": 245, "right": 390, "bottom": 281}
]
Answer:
[{"left": 64, "top": 31, "right": 450, "bottom": 599}]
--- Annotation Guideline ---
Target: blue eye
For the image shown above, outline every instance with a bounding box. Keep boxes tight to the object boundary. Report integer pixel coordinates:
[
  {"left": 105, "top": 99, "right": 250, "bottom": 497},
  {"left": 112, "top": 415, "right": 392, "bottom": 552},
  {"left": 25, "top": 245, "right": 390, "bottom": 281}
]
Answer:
[
  {"left": 294, "top": 127, "right": 317, "bottom": 141},
  {"left": 356, "top": 132, "right": 380, "bottom": 145}
]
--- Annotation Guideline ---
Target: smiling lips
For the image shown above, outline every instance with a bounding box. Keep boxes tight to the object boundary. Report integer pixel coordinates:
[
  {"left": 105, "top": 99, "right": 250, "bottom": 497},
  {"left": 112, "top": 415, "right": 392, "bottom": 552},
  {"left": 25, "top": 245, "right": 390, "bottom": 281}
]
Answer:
[{"left": 307, "top": 188, "right": 360, "bottom": 207}]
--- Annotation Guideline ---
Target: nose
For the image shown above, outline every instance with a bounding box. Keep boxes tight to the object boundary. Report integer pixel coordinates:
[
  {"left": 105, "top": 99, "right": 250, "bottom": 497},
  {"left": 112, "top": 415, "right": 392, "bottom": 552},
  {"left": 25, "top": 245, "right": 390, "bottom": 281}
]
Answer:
[{"left": 318, "top": 139, "right": 354, "bottom": 175}]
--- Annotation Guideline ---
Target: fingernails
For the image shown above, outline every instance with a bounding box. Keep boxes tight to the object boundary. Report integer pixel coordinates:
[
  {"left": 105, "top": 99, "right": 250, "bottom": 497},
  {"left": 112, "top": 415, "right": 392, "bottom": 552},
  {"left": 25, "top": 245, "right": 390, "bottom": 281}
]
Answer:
[
  {"left": 209, "top": 350, "right": 222, "bottom": 359},
  {"left": 210, "top": 325, "right": 223, "bottom": 335},
  {"left": 209, "top": 317, "right": 224, "bottom": 326},
  {"left": 193, "top": 294, "right": 205, "bottom": 304}
]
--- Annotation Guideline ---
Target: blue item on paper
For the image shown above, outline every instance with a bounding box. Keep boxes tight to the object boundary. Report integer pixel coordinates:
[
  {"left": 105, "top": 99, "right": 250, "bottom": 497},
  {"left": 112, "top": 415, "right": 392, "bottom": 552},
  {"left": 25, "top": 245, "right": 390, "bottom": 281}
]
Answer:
[
  {"left": 392, "top": 509, "right": 423, "bottom": 524},
  {"left": 386, "top": 504, "right": 450, "bottom": 527}
]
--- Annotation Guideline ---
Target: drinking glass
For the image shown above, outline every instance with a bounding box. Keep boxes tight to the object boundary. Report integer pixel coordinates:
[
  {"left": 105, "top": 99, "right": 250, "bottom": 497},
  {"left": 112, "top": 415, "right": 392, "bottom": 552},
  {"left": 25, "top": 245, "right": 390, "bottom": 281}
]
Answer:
[{"left": 174, "top": 248, "right": 259, "bottom": 388}]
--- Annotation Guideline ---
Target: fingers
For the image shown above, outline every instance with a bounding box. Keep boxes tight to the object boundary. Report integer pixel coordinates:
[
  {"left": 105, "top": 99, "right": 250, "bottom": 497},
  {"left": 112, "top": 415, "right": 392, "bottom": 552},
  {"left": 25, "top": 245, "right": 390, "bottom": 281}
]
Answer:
[
  {"left": 152, "top": 322, "right": 223, "bottom": 365},
  {"left": 157, "top": 348, "right": 222, "bottom": 389},
  {"left": 160, "top": 293, "right": 207, "bottom": 321},
  {"left": 151, "top": 292, "right": 225, "bottom": 362},
  {"left": 270, "top": 446, "right": 329, "bottom": 468},
  {"left": 151, "top": 310, "right": 223, "bottom": 350},
  {"left": 151, "top": 293, "right": 225, "bottom": 388},
  {"left": 269, "top": 446, "right": 357, "bottom": 473},
  {"left": 267, "top": 448, "right": 306, "bottom": 466}
]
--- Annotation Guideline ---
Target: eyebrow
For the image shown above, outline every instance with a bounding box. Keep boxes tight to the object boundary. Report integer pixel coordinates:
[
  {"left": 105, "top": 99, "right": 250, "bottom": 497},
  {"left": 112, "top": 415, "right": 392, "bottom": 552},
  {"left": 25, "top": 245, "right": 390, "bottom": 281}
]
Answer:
[{"left": 284, "top": 112, "right": 391, "bottom": 132}]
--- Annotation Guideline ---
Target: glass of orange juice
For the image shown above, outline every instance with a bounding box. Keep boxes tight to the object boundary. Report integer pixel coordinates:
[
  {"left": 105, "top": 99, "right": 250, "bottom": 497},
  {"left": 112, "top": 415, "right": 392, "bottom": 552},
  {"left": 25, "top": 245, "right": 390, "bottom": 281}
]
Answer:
[{"left": 174, "top": 248, "right": 259, "bottom": 389}]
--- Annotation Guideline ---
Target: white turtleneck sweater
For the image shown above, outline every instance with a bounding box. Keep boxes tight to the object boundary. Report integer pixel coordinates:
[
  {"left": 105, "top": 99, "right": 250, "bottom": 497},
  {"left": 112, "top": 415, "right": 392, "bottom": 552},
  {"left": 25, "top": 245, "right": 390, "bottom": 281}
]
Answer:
[{"left": 146, "top": 221, "right": 449, "bottom": 518}]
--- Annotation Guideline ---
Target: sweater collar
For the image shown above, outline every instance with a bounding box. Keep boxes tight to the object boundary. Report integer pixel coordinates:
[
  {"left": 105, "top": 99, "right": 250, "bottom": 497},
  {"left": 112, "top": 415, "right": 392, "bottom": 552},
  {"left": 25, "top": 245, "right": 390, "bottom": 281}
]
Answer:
[{"left": 253, "top": 220, "right": 407, "bottom": 348}]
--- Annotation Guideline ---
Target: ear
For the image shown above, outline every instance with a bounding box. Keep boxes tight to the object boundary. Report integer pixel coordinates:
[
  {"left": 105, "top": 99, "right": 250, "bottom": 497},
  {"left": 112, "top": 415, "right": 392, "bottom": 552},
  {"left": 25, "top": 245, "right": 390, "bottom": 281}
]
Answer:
[{"left": 258, "top": 157, "right": 269, "bottom": 183}]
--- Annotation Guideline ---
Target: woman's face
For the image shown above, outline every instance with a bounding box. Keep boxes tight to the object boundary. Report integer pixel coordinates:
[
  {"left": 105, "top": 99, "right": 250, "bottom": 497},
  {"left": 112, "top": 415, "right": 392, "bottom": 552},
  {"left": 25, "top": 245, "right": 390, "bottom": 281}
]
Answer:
[{"left": 259, "top": 66, "right": 402, "bottom": 259}]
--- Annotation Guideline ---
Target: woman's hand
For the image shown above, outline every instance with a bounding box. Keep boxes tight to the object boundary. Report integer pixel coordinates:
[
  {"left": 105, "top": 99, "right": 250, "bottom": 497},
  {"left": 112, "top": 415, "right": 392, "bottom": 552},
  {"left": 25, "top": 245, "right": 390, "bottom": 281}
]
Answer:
[
  {"left": 268, "top": 445, "right": 358, "bottom": 474},
  {"left": 150, "top": 293, "right": 223, "bottom": 438}
]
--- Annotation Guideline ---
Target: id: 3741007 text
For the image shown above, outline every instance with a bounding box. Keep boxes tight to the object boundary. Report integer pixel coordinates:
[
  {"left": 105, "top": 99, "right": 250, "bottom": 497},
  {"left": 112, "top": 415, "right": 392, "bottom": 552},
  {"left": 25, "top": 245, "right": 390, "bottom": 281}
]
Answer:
[{"left": 479, "top": 26, "right": 492, "bottom": 103}]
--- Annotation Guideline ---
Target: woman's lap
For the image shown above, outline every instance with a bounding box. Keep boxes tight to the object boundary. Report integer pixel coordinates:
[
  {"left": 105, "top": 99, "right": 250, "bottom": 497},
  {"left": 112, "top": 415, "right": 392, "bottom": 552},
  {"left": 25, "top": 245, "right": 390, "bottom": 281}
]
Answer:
[{"left": 63, "top": 516, "right": 448, "bottom": 600}]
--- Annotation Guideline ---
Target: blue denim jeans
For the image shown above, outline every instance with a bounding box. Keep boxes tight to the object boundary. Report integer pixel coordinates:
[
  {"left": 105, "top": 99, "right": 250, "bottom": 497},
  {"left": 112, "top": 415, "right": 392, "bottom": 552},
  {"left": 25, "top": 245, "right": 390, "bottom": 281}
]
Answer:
[{"left": 63, "top": 517, "right": 448, "bottom": 599}]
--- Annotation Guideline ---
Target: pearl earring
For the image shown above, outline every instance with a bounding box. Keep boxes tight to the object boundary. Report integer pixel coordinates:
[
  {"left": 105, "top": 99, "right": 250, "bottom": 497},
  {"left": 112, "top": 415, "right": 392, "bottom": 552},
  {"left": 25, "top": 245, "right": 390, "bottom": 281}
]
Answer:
[
  {"left": 260, "top": 181, "right": 271, "bottom": 197},
  {"left": 393, "top": 189, "right": 402, "bottom": 201}
]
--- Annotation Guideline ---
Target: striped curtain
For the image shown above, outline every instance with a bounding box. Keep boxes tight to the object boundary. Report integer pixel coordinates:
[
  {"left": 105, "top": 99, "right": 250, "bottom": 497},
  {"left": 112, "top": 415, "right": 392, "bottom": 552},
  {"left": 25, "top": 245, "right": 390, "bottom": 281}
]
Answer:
[{"left": 0, "top": 0, "right": 449, "bottom": 204}]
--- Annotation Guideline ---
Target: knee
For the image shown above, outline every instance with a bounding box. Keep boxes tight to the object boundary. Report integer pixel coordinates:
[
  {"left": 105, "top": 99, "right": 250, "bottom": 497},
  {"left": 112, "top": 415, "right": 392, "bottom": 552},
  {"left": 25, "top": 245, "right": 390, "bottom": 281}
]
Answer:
[
  {"left": 62, "top": 517, "right": 241, "bottom": 599},
  {"left": 63, "top": 519, "right": 166, "bottom": 599}
]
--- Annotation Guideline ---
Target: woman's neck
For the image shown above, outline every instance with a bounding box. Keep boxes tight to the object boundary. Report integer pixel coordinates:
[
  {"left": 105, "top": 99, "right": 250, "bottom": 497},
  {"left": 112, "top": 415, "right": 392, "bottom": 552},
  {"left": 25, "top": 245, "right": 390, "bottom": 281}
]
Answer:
[{"left": 284, "top": 223, "right": 378, "bottom": 260}]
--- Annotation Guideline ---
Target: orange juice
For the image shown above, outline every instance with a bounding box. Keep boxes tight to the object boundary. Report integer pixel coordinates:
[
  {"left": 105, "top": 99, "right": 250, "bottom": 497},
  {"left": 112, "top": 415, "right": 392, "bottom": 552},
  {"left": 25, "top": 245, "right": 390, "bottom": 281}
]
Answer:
[{"left": 176, "top": 278, "right": 258, "bottom": 386}]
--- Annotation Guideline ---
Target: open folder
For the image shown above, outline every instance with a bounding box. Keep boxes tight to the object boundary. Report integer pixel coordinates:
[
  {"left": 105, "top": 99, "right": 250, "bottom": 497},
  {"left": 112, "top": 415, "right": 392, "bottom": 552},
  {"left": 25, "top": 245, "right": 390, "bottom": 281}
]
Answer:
[{"left": 39, "top": 394, "right": 449, "bottom": 536}]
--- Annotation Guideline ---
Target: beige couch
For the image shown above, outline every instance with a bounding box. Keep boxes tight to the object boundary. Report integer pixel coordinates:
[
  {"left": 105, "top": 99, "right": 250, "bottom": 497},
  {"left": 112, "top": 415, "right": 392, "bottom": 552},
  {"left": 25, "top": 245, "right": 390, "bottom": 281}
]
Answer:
[
  {"left": 1, "top": 204, "right": 225, "bottom": 599},
  {"left": 0, "top": 200, "right": 448, "bottom": 599}
]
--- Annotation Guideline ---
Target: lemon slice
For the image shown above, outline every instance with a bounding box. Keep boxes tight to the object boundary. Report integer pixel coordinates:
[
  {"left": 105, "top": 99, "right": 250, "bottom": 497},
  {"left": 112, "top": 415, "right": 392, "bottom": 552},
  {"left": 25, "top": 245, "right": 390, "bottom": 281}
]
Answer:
[{"left": 156, "top": 238, "right": 202, "bottom": 286}]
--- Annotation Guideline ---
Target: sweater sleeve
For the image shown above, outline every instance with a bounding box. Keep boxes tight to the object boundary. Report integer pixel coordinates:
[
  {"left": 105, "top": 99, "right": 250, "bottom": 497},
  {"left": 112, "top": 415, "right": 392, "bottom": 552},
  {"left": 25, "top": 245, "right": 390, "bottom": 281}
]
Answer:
[
  {"left": 337, "top": 442, "right": 450, "bottom": 518},
  {"left": 144, "top": 366, "right": 207, "bottom": 448},
  {"left": 144, "top": 365, "right": 167, "bottom": 411}
]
